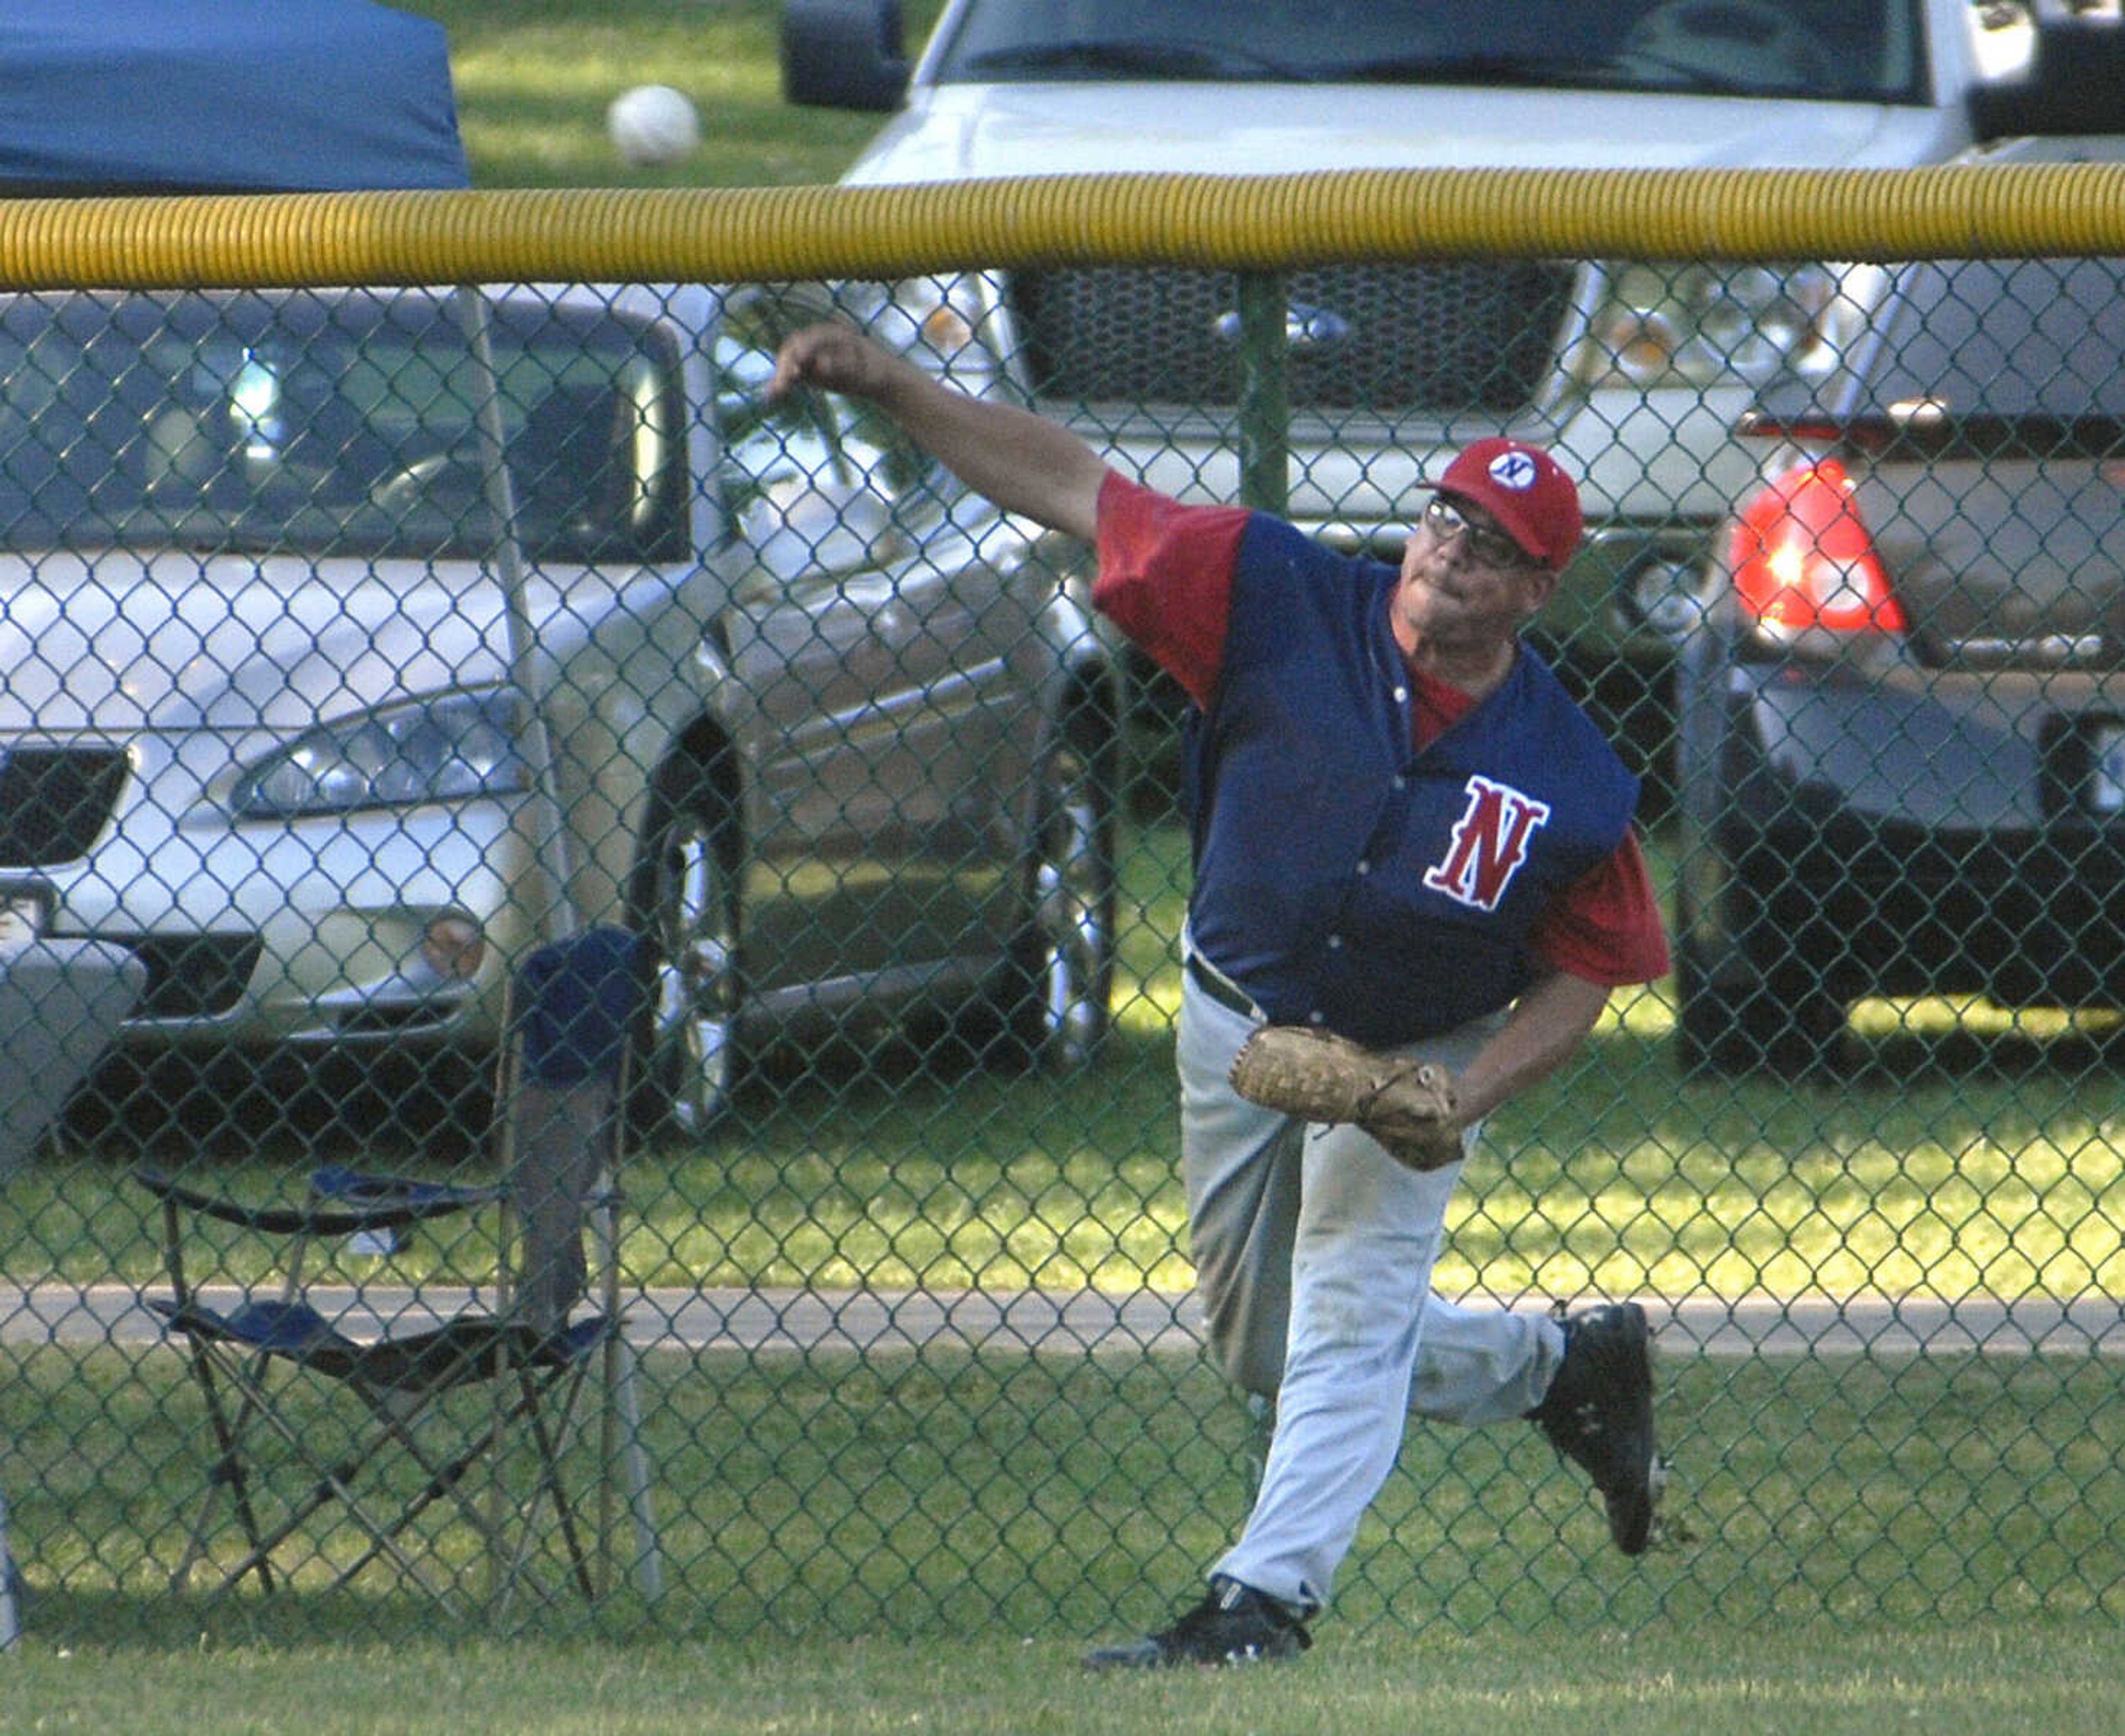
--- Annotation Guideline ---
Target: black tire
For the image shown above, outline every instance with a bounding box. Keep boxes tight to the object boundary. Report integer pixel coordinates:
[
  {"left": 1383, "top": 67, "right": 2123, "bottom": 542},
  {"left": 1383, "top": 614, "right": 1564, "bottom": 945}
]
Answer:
[
  {"left": 624, "top": 758, "right": 743, "bottom": 1142},
  {"left": 993, "top": 704, "right": 1118, "bottom": 1071}
]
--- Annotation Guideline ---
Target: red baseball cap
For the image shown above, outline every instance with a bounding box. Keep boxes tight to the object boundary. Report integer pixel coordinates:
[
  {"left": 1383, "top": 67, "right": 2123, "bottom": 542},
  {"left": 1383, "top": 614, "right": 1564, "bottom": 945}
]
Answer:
[{"left": 1428, "top": 437, "right": 1583, "bottom": 572}]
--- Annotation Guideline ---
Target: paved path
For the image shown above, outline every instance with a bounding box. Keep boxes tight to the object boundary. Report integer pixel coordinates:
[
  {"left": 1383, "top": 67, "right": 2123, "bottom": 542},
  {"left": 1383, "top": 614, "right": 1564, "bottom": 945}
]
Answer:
[{"left": 7, "top": 1280, "right": 2123, "bottom": 1361}]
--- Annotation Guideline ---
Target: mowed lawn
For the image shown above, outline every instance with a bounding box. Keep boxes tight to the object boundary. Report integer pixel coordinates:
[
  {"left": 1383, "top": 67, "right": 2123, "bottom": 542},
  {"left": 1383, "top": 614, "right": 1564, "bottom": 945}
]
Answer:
[{"left": 12, "top": 4, "right": 2125, "bottom": 1731}]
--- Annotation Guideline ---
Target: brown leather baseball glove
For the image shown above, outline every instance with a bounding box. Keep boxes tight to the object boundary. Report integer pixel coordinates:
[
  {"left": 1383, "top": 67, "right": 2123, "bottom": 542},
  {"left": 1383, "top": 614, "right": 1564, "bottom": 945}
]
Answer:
[{"left": 1227, "top": 1025, "right": 1464, "bottom": 1172}]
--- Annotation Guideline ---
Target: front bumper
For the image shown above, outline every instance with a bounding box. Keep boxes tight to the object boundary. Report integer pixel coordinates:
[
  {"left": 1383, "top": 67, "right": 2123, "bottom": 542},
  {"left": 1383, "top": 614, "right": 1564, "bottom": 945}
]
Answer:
[{"left": 38, "top": 791, "right": 543, "bottom": 1060}]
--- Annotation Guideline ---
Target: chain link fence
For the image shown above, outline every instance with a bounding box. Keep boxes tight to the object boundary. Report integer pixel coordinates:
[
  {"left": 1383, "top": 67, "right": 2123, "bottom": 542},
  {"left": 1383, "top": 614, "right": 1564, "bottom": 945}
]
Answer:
[{"left": 5, "top": 183, "right": 2125, "bottom": 1643}]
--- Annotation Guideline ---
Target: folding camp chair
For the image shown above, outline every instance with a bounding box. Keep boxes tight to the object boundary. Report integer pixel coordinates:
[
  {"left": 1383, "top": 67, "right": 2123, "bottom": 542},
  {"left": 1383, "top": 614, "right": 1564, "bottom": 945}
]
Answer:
[
  {"left": 134, "top": 925, "right": 659, "bottom": 1614},
  {"left": 133, "top": 1162, "right": 614, "bottom": 1611}
]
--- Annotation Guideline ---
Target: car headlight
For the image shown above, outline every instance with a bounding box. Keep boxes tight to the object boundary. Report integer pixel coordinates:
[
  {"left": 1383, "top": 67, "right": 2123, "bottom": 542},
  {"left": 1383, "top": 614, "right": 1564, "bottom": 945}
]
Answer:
[
  {"left": 1577, "top": 261, "right": 1867, "bottom": 391},
  {"left": 231, "top": 688, "right": 531, "bottom": 818}
]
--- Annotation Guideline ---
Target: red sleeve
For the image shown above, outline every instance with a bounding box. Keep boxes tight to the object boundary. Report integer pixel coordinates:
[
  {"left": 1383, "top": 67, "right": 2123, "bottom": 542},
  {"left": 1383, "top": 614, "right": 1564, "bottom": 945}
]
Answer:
[
  {"left": 1528, "top": 828, "right": 1672, "bottom": 988},
  {"left": 1090, "top": 472, "right": 1250, "bottom": 709}
]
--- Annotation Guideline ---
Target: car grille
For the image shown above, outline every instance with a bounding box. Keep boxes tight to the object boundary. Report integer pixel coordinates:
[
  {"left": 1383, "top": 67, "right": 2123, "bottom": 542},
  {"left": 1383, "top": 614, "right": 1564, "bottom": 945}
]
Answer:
[
  {"left": 0, "top": 747, "right": 129, "bottom": 867},
  {"left": 1006, "top": 260, "right": 1578, "bottom": 419}
]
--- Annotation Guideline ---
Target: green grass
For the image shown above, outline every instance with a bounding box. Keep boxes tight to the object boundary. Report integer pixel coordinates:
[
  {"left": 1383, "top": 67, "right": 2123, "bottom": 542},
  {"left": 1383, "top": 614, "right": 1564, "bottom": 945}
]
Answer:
[
  {"left": 397, "top": 0, "right": 946, "bottom": 189},
  {"left": 11, "top": 1624, "right": 2125, "bottom": 1736},
  {"left": 16, "top": 1341, "right": 2125, "bottom": 1633},
  {"left": 13, "top": 1339, "right": 2125, "bottom": 1732},
  {"left": 9, "top": 1628, "right": 2125, "bottom": 1736}
]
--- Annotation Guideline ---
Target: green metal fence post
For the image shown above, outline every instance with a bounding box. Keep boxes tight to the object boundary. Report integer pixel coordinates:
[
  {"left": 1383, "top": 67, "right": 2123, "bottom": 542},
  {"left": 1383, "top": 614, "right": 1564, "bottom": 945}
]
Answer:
[{"left": 1234, "top": 270, "right": 1290, "bottom": 516}]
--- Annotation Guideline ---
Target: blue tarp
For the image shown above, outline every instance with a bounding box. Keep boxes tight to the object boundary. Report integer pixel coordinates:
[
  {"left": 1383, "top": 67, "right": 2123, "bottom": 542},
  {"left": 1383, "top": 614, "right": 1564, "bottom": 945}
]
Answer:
[{"left": 0, "top": 0, "right": 467, "bottom": 193}]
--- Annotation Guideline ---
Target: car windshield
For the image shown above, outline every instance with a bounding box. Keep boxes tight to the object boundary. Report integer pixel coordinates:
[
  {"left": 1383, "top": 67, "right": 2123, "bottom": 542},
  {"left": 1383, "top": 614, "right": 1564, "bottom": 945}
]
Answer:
[
  {"left": 0, "top": 289, "right": 687, "bottom": 563},
  {"left": 931, "top": 0, "right": 1931, "bottom": 105}
]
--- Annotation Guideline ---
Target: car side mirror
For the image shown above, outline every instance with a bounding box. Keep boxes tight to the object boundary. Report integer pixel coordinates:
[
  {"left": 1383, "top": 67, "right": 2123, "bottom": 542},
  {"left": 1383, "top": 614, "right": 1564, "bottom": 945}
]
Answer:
[
  {"left": 1971, "top": 18, "right": 2125, "bottom": 138},
  {"left": 779, "top": 0, "right": 909, "bottom": 112}
]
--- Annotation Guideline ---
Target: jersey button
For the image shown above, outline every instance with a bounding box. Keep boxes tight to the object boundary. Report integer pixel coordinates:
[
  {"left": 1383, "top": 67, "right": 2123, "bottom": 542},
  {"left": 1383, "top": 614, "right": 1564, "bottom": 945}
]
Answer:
[
  {"left": 1326, "top": 934, "right": 1343, "bottom": 950},
  {"left": 1307, "top": 1010, "right": 1326, "bottom": 1025},
  {"left": 1355, "top": 860, "right": 1371, "bottom": 875}
]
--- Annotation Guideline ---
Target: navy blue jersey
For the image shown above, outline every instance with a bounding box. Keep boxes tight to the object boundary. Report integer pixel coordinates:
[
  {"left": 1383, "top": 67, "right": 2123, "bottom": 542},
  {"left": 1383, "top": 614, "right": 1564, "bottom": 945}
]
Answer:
[{"left": 1183, "top": 515, "right": 1640, "bottom": 1046}]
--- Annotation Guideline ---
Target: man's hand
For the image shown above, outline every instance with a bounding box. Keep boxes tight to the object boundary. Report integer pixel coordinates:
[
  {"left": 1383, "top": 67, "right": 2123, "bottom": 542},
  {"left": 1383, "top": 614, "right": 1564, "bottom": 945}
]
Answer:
[
  {"left": 768, "top": 322, "right": 915, "bottom": 410},
  {"left": 768, "top": 322, "right": 1108, "bottom": 543}
]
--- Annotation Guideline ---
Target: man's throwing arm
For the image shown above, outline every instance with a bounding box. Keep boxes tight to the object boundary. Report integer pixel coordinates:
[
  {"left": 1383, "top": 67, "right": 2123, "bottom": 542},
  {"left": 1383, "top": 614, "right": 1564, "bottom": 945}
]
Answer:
[{"left": 769, "top": 321, "right": 1108, "bottom": 542}]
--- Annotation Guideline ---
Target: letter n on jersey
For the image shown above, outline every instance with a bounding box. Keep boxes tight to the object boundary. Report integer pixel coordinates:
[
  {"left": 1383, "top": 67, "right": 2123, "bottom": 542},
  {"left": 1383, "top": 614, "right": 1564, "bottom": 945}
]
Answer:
[{"left": 1422, "top": 776, "right": 1552, "bottom": 913}]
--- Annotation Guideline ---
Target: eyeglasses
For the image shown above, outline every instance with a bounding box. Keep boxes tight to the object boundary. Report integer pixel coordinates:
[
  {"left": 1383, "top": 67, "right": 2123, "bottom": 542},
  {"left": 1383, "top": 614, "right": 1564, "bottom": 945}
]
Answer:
[{"left": 1421, "top": 495, "right": 1533, "bottom": 570}]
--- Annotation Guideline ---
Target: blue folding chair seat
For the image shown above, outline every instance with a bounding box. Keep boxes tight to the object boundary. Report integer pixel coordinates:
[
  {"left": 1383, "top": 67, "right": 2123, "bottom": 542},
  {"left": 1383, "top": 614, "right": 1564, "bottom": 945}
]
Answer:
[{"left": 148, "top": 1296, "right": 610, "bottom": 1397}]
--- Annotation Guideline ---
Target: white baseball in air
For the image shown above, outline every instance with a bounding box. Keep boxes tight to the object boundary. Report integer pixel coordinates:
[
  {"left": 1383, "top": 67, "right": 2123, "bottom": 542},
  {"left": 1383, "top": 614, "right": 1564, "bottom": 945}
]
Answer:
[{"left": 607, "top": 84, "right": 701, "bottom": 168}]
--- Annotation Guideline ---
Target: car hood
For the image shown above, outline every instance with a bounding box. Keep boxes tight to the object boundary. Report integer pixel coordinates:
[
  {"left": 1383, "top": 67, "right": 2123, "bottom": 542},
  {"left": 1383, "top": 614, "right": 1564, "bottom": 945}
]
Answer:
[
  {"left": 843, "top": 82, "right": 1951, "bottom": 184},
  {"left": 0, "top": 549, "right": 528, "bottom": 733}
]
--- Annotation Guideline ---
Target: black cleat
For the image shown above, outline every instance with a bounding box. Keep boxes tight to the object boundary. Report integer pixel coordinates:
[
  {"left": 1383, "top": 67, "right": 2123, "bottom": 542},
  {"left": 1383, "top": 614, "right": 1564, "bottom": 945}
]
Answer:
[
  {"left": 1530, "top": 1301, "right": 1664, "bottom": 1555},
  {"left": 1085, "top": 1576, "right": 1313, "bottom": 1670}
]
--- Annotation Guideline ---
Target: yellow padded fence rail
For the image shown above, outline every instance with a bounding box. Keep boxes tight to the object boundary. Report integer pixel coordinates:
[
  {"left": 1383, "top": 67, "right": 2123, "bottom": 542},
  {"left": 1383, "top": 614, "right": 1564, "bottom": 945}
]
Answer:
[{"left": 7, "top": 164, "right": 2125, "bottom": 290}]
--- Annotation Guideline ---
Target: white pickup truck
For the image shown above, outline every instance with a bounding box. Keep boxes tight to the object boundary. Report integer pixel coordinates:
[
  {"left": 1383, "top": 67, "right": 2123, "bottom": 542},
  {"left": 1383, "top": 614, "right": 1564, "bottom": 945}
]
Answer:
[{"left": 782, "top": 0, "right": 2124, "bottom": 778}]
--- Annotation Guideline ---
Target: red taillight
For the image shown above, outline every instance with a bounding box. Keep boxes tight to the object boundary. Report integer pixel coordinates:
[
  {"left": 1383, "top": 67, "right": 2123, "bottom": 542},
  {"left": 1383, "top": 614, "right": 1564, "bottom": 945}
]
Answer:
[{"left": 1727, "top": 458, "right": 1908, "bottom": 635}]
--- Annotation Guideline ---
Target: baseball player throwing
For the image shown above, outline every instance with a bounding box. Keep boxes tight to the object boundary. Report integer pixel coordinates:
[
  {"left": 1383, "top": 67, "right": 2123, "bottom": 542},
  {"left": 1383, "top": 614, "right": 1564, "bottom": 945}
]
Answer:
[{"left": 770, "top": 319, "right": 1671, "bottom": 1668}]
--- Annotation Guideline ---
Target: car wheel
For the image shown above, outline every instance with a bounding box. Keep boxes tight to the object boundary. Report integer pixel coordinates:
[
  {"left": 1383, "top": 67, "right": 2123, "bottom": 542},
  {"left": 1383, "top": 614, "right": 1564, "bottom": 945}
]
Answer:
[
  {"left": 997, "top": 706, "right": 1118, "bottom": 1070},
  {"left": 625, "top": 760, "right": 742, "bottom": 1141},
  {"left": 1674, "top": 937, "right": 1846, "bottom": 1080}
]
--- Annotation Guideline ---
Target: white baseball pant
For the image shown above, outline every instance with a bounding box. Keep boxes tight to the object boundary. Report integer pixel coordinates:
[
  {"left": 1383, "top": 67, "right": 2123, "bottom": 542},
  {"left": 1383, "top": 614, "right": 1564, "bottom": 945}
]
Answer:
[{"left": 1175, "top": 962, "right": 1567, "bottom": 1611}]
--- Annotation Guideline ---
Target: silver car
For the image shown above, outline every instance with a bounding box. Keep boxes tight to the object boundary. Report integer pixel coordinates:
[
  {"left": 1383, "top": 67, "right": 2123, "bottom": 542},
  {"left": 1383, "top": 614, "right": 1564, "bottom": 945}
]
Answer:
[{"left": 0, "top": 280, "right": 1119, "bottom": 1135}]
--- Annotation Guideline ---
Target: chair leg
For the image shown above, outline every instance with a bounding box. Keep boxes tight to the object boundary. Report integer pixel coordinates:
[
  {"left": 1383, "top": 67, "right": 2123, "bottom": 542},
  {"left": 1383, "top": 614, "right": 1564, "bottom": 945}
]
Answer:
[
  {"left": 169, "top": 1335, "right": 279, "bottom": 1595},
  {"left": 156, "top": 1196, "right": 272, "bottom": 1593},
  {"left": 339, "top": 1356, "right": 602, "bottom": 1613},
  {"left": 478, "top": 1355, "right": 603, "bottom": 1618},
  {"left": 315, "top": 1412, "right": 522, "bottom": 1608},
  {"left": 517, "top": 1361, "right": 598, "bottom": 1605},
  {"left": 181, "top": 1377, "right": 605, "bottom": 1609},
  {"left": 195, "top": 1346, "right": 457, "bottom": 1605}
]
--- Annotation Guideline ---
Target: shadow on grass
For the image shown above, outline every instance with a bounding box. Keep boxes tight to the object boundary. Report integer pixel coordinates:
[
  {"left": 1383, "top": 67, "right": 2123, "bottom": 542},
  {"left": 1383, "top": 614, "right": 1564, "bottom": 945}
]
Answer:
[
  {"left": 1841, "top": 1014, "right": 2125, "bottom": 1090},
  {"left": 58, "top": 1048, "right": 495, "bottom": 1167},
  {"left": 723, "top": 1010, "right": 1178, "bottom": 1134}
]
